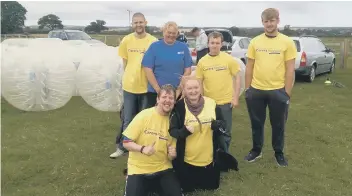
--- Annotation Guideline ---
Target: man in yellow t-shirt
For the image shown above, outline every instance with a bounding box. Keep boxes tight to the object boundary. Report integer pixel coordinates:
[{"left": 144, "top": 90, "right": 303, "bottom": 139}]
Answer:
[
  {"left": 196, "top": 31, "right": 241, "bottom": 153},
  {"left": 244, "top": 8, "right": 297, "bottom": 167},
  {"left": 122, "top": 84, "right": 183, "bottom": 196},
  {"left": 110, "top": 12, "right": 157, "bottom": 158}
]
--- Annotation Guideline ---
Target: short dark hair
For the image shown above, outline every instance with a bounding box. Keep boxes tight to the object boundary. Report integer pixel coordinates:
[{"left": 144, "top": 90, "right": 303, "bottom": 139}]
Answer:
[
  {"left": 208, "top": 31, "right": 224, "bottom": 42},
  {"left": 158, "top": 84, "right": 176, "bottom": 100},
  {"left": 132, "top": 12, "right": 146, "bottom": 20},
  {"left": 191, "top": 27, "right": 200, "bottom": 33}
]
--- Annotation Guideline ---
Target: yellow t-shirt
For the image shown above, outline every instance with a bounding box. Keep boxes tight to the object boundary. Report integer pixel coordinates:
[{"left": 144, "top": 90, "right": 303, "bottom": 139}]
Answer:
[
  {"left": 246, "top": 33, "right": 297, "bottom": 90},
  {"left": 184, "top": 97, "right": 216, "bottom": 167},
  {"left": 123, "top": 107, "right": 176, "bottom": 175},
  {"left": 118, "top": 33, "right": 157, "bottom": 94},
  {"left": 196, "top": 52, "right": 240, "bottom": 105}
]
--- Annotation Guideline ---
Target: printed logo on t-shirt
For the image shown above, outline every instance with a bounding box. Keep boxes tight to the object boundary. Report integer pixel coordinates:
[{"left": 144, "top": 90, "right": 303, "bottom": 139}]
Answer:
[
  {"left": 128, "top": 48, "right": 146, "bottom": 54},
  {"left": 203, "top": 65, "right": 227, "bottom": 72},
  {"left": 143, "top": 129, "right": 168, "bottom": 141},
  {"left": 256, "top": 48, "right": 282, "bottom": 55},
  {"left": 177, "top": 51, "right": 184, "bottom": 54},
  {"left": 186, "top": 118, "right": 212, "bottom": 125}
]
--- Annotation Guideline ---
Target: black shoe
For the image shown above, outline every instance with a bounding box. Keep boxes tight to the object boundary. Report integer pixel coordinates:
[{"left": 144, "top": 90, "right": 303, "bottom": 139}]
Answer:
[
  {"left": 244, "top": 151, "right": 262, "bottom": 162},
  {"left": 275, "top": 154, "right": 288, "bottom": 167}
]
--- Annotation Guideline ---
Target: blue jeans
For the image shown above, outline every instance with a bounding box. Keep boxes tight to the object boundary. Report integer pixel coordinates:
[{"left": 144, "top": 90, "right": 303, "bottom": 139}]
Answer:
[{"left": 116, "top": 91, "right": 148, "bottom": 150}]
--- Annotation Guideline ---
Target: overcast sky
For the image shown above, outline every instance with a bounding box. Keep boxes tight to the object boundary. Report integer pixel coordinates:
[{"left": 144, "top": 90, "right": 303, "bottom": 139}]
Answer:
[{"left": 20, "top": 1, "right": 352, "bottom": 27}]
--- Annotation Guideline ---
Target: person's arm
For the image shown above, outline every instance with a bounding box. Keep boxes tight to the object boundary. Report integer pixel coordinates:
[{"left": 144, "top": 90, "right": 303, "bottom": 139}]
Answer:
[
  {"left": 229, "top": 56, "right": 241, "bottom": 107},
  {"left": 195, "top": 61, "right": 205, "bottom": 94},
  {"left": 142, "top": 44, "right": 161, "bottom": 93},
  {"left": 122, "top": 59, "right": 127, "bottom": 70},
  {"left": 167, "top": 138, "right": 177, "bottom": 160},
  {"left": 245, "top": 41, "right": 256, "bottom": 89},
  {"left": 122, "top": 112, "right": 156, "bottom": 156},
  {"left": 284, "top": 40, "right": 297, "bottom": 97},
  {"left": 118, "top": 37, "right": 128, "bottom": 70},
  {"left": 200, "top": 33, "right": 208, "bottom": 50},
  {"left": 169, "top": 111, "right": 192, "bottom": 139}
]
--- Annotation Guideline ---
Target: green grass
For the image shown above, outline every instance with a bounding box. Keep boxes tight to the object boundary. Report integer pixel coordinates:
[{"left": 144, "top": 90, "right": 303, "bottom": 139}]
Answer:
[{"left": 2, "top": 58, "right": 352, "bottom": 196}]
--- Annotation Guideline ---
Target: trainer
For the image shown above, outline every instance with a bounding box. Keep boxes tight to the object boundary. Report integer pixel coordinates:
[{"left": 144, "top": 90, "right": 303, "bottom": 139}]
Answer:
[{"left": 244, "top": 8, "right": 296, "bottom": 167}]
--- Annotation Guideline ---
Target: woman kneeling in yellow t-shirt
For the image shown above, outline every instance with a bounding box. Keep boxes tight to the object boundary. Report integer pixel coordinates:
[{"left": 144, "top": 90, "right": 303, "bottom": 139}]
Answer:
[{"left": 169, "top": 76, "right": 239, "bottom": 193}]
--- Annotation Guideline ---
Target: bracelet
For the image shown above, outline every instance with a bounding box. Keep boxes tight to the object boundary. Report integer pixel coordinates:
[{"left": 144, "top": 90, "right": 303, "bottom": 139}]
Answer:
[{"left": 140, "top": 146, "right": 145, "bottom": 154}]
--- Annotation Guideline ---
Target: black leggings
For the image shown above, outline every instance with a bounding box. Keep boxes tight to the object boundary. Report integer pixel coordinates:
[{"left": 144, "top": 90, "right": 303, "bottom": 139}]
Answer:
[
  {"left": 124, "top": 169, "right": 183, "bottom": 196},
  {"left": 175, "top": 162, "right": 220, "bottom": 193}
]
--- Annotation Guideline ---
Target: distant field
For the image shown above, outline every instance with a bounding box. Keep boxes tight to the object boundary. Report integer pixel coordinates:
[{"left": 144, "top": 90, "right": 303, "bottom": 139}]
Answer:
[{"left": 2, "top": 34, "right": 351, "bottom": 63}]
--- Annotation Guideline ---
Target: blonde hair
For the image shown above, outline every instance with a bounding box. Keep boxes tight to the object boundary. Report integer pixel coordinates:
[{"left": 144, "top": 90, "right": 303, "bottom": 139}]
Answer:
[
  {"left": 180, "top": 75, "right": 202, "bottom": 93},
  {"left": 261, "top": 8, "right": 279, "bottom": 20},
  {"left": 161, "top": 21, "right": 178, "bottom": 32}
]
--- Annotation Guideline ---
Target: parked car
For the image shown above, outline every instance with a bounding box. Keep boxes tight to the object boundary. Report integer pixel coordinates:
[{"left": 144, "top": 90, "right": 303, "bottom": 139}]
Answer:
[
  {"left": 48, "top": 30, "right": 106, "bottom": 45},
  {"left": 188, "top": 29, "right": 235, "bottom": 65},
  {"left": 231, "top": 36, "right": 252, "bottom": 64},
  {"left": 292, "top": 35, "right": 335, "bottom": 82},
  {"left": 204, "top": 28, "right": 234, "bottom": 54}
]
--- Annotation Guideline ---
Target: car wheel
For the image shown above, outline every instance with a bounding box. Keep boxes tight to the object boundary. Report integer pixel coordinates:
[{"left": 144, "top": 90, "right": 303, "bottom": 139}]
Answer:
[
  {"left": 328, "top": 61, "right": 335, "bottom": 74},
  {"left": 306, "top": 66, "right": 316, "bottom": 82}
]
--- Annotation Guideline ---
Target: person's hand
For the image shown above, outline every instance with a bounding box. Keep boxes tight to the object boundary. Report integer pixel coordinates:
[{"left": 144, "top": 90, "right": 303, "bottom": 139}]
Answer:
[
  {"left": 186, "top": 125, "right": 194, "bottom": 133},
  {"left": 231, "top": 98, "right": 239, "bottom": 108},
  {"left": 285, "top": 88, "right": 292, "bottom": 98},
  {"left": 142, "top": 142, "right": 156, "bottom": 156},
  {"left": 167, "top": 144, "right": 177, "bottom": 160}
]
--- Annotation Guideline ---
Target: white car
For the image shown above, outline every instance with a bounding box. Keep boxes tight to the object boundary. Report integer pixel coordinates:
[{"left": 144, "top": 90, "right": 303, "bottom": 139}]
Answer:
[{"left": 231, "top": 36, "right": 251, "bottom": 64}]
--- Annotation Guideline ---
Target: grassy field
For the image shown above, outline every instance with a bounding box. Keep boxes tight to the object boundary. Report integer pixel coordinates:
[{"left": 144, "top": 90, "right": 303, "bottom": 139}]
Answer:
[{"left": 2, "top": 55, "right": 352, "bottom": 196}]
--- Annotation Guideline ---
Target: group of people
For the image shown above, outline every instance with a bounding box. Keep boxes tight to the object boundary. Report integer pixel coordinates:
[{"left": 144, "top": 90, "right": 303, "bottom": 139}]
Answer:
[{"left": 111, "top": 7, "right": 297, "bottom": 196}]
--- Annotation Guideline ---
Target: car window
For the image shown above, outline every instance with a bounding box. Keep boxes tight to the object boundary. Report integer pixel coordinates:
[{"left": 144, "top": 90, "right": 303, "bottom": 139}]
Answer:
[
  {"left": 49, "top": 32, "right": 60, "bottom": 38},
  {"left": 66, "top": 32, "right": 92, "bottom": 40},
  {"left": 59, "top": 32, "right": 67, "bottom": 40},
  {"left": 293, "top": 40, "right": 301, "bottom": 52},
  {"left": 242, "top": 38, "right": 250, "bottom": 49},
  {"left": 239, "top": 39, "right": 244, "bottom": 49},
  {"left": 316, "top": 40, "right": 327, "bottom": 51},
  {"left": 301, "top": 38, "right": 319, "bottom": 52}
]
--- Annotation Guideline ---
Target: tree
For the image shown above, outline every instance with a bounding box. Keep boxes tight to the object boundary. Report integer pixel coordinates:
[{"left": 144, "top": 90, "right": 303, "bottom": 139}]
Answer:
[
  {"left": 37, "top": 14, "right": 64, "bottom": 30},
  {"left": 84, "top": 20, "right": 108, "bottom": 33},
  {"left": 1, "top": 1, "right": 27, "bottom": 34}
]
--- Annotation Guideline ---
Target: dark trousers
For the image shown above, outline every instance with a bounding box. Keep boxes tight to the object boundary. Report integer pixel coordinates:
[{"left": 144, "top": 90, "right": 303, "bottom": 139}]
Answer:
[
  {"left": 215, "top": 103, "right": 233, "bottom": 153},
  {"left": 175, "top": 162, "right": 220, "bottom": 193},
  {"left": 116, "top": 91, "right": 148, "bottom": 150},
  {"left": 245, "top": 86, "right": 290, "bottom": 155},
  {"left": 196, "top": 48, "right": 208, "bottom": 64},
  {"left": 124, "top": 169, "right": 183, "bottom": 196}
]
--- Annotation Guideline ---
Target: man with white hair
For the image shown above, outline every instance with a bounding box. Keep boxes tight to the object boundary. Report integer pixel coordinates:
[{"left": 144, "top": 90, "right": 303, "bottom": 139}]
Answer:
[{"left": 142, "top": 21, "right": 192, "bottom": 107}]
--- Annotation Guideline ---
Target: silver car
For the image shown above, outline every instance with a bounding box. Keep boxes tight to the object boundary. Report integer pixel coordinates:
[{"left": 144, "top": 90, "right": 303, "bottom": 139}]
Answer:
[
  {"left": 292, "top": 35, "right": 335, "bottom": 82},
  {"left": 231, "top": 36, "right": 252, "bottom": 64}
]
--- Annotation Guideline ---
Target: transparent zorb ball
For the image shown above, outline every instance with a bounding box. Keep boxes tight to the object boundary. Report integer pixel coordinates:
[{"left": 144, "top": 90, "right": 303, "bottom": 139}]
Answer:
[
  {"left": 76, "top": 46, "right": 124, "bottom": 112},
  {"left": 1, "top": 40, "right": 76, "bottom": 111}
]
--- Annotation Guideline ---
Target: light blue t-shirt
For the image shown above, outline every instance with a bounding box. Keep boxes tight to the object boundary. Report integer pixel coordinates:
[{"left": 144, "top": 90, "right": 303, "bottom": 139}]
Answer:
[{"left": 142, "top": 40, "right": 193, "bottom": 93}]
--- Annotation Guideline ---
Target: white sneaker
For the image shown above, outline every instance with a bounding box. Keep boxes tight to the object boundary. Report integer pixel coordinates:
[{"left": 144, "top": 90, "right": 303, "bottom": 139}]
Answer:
[{"left": 109, "top": 148, "right": 126, "bottom": 159}]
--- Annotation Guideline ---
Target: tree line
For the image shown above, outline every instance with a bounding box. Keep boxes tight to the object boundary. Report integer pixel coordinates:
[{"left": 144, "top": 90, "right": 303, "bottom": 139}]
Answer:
[{"left": 2, "top": 1, "right": 351, "bottom": 38}]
